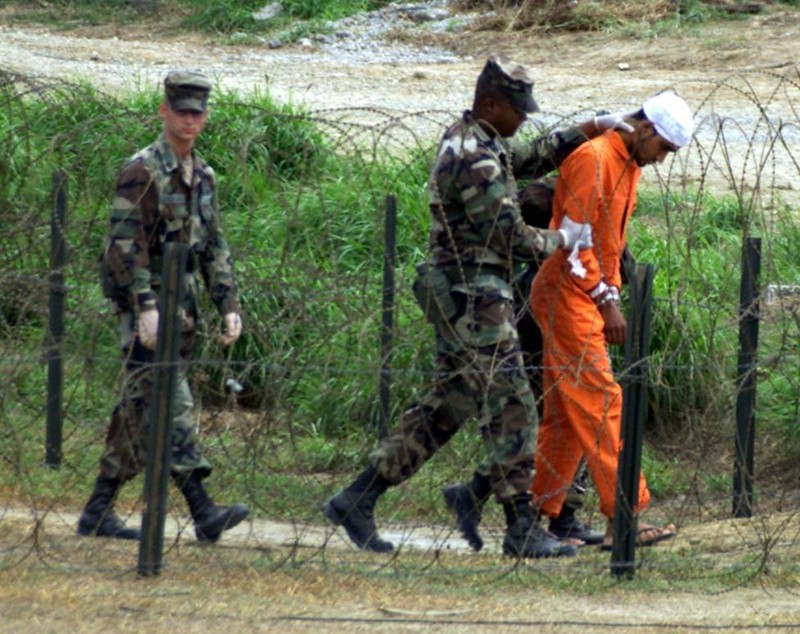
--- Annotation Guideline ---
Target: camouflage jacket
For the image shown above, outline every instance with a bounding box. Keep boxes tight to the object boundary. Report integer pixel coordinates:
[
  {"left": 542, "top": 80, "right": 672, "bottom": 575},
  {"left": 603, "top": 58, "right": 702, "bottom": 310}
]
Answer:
[
  {"left": 102, "top": 134, "right": 239, "bottom": 322},
  {"left": 427, "top": 110, "right": 587, "bottom": 280}
]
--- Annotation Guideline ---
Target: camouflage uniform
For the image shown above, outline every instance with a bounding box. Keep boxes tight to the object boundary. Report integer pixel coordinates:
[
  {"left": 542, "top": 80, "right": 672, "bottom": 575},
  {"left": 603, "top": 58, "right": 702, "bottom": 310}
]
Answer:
[
  {"left": 99, "top": 133, "right": 239, "bottom": 483},
  {"left": 369, "top": 111, "right": 586, "bottom": 503}
]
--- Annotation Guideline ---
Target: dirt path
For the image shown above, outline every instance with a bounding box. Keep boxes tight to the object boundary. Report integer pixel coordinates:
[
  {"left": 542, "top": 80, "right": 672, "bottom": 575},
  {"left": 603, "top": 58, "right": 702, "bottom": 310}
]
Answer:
[
  {"left": 2, "top": 6, "right": 799, "bottom": 118},
  {"left": 3, "top": 504, "right": 800, "bottom": 632}
]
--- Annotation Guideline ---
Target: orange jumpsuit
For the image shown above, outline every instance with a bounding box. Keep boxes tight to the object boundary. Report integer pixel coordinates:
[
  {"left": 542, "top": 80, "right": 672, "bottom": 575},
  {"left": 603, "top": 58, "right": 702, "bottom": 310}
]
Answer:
[{"left": 530, "top": 130, "right": 650, "bottom": 520}]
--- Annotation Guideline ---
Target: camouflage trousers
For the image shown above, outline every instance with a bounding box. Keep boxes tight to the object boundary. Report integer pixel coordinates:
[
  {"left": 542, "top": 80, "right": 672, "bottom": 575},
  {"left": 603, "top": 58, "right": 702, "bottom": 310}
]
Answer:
[
  {"left": 370, "top": 280, "right": 536, "bottom": 504},
  {"left": 99, "top": 341, "right": 212, "bottom": 483}
]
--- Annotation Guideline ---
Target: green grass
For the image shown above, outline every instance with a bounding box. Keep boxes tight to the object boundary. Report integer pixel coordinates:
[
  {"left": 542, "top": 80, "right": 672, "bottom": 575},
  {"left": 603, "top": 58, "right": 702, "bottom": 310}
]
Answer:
[
  {"left": 0, "top": 0, "right": 779, "bottom": 39},
  {"left": 0, "top": 0, "right": 394, "bottom": 38}
]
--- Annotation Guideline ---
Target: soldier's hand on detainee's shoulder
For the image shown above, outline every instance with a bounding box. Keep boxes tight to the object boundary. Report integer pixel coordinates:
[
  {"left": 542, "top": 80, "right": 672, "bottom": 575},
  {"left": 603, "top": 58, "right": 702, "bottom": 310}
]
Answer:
[
  {"left": 594, "top": 111, "right": 635, "bottom": 134},
  {"left": 557, "top": 216, "right": 593, "bottom": 251},
  {"left": 137, "top": 309, "right": 159, "bottom": 351},
  {"left": 220, "top": 312, "right": 242, "bottom": 346}
]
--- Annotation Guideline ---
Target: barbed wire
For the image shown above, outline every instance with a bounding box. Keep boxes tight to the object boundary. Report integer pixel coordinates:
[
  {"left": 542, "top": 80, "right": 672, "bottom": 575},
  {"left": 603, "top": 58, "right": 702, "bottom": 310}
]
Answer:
[{"left": 2, "top": 65, "right": 800, "bottom": 621}]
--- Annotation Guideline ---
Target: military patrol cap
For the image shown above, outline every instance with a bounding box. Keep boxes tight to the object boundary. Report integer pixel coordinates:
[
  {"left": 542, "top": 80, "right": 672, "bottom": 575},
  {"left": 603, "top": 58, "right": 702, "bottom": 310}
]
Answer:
[
  {"left": 164, "top": 70, "right": 212, "bottom": 113},
  {"left": 478, "top": 54, "right": 539, "bottom": 114}
]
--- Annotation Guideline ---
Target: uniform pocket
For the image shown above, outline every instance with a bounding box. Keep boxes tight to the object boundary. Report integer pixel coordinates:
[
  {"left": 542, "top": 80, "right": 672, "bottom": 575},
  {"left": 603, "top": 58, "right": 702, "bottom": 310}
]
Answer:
[
  {"left": 412, "top": 263, "right": 459, "bottom": 324},
  {"left": 199, "top": 192, "right": 214, "bottom": 223},
  {"left": 453, "top": 278, "right": 516, "bottom": 347},
  {"left": 160, "top": 192, "right": 189, "bottom": 219}
]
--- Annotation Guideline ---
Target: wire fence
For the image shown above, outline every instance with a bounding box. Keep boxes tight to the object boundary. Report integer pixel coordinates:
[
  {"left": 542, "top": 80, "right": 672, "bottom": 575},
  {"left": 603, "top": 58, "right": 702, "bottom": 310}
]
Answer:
[{"left": 2, "top": 65, "right": 800, "bottom": 603}]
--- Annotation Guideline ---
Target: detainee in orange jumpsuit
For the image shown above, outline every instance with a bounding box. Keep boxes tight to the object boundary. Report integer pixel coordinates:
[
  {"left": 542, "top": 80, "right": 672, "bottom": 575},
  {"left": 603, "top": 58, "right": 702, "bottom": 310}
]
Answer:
[{"left": 530, "top": 91, "right": 694, "bottom": 548}]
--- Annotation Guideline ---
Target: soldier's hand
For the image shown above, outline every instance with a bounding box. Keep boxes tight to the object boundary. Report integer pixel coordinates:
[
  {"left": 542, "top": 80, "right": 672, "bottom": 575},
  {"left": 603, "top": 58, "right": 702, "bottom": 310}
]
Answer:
[
  {"left": 137, "top": 309, "right": 159, "bottom": 351},
  {"left": 594, "top": 111, "right": 635, "bottom": 134},
  {"left": 220, "top": 312, "right": 242, "bottom": 346},
  {"left": 558, "top": 216, "right": 593, "bottom": 251}
]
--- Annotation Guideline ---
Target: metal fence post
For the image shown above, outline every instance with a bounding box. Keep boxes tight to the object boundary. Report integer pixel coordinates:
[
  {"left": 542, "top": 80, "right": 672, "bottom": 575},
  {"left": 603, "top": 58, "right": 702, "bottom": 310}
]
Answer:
[
  {"left": 733, "top": 237, "right": 761, "bottom": 518},
  {"left": 611, "top": 262, "right": 654, "bottom": 579},
  {"left": 45, "top": 169, "right": 68, "bottom": 468},
  {"left": 377, "top": 195, "right": 396, "bottom": 440},
  {"left": 138, "top": 243, "right": 187, "bottom": 577}
]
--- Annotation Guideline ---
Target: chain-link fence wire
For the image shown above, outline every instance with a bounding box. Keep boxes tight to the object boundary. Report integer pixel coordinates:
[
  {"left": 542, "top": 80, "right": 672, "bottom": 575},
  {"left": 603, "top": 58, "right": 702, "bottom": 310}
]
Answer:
[{"left": 2, "top": 66, "right": 800, "bottom": 591}]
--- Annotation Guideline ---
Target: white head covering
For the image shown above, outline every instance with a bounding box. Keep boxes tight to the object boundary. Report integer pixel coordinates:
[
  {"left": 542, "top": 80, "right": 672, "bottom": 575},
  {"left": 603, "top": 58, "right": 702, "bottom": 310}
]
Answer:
[{"left": 642, "top": 91, "right": 694, "bottom": 148}]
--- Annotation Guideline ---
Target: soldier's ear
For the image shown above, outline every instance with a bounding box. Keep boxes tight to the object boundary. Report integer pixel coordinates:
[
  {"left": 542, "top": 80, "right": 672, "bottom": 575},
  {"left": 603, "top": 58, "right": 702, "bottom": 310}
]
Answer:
[{"left": 483, "top": 95, "right": 501, "bottom": 116}]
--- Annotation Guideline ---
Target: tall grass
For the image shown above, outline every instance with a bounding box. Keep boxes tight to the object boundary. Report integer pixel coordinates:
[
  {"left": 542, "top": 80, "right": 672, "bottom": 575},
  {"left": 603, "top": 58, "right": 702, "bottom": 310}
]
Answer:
[
  {"left": 627, "top": 186, "right": 800, "bottom": 484},
  {"left": 629, "top": 189, "right": 744, "bottom": 437},
  {"left": 177, "top": 0, "right": 394, "bottom": 34},
  {"left": 3, "top": 73, "right": 800, "bottom": 516},
  {"left": 0, "top": 0, "right": 393, "bottom": 39},
  {"left": 0, "top": 0, "right": 769, "bottom": 35}
]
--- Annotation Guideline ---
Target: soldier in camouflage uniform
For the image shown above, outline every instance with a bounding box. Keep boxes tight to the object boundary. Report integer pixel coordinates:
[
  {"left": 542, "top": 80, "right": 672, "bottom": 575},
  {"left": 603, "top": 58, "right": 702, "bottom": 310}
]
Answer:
[
  {"left": 437, "top": 97, "right": 643, "bottom": 551},
  {"left": 440, "top": 102, "right": 636, "bottom": 552},
  {"left": 323, "top": 55, "right": 615, "bottom": 558},
  {"left": 77, "top": 71, "right": 248, "bottom": 542}
]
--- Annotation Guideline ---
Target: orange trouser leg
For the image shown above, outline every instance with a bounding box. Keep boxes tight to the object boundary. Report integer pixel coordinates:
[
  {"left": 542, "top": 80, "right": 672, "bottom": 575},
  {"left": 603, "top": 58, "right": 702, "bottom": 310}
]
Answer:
[
  {"left": 548, "top": 352, "right": 650, "bottom": 518},
  {"left": 531, "top": 281, "right": 650, "bottom": 520},
  {"left": 532, "top": 364, "right": 584, "bottom": 518}
]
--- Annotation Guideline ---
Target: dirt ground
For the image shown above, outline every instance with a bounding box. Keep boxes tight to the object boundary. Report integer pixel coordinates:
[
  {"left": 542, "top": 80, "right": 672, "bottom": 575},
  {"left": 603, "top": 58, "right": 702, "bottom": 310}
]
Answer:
[
  {"left": 3, "top": 4, "right": 800, "bottom": 632},
  {"left": 1, "top": 4, "right": 799, "bottom": 123},
  {"left": 1, "top": 504, "right": 800, "bottom": 633}
]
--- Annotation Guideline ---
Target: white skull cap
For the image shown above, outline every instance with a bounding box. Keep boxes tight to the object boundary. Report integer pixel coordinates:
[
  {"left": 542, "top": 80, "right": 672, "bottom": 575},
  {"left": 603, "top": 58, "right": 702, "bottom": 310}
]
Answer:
[{"left": 642, "top": 90, "right": 694, "bottom": 148}]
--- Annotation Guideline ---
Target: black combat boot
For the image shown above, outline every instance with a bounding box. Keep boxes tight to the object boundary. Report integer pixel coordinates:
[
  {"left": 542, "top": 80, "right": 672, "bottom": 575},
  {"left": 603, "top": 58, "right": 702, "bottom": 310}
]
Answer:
[
  {"left": 76, "top": 475, "right": 141, "bottom": 540},
  {"left": 177, "top": 474, "right": 249, "bottom": 543},
  {"left": 322, "top": 465, "right": 393, "bottom": 552},
  {"left": 548, "top": 504, "right": 605, "bottom": 545},
  {"left": 442, "top": 472, "right": 492, "bottom": 552},
  {"left": 502, "top": 496, "right": 578, "bottom": 559}
]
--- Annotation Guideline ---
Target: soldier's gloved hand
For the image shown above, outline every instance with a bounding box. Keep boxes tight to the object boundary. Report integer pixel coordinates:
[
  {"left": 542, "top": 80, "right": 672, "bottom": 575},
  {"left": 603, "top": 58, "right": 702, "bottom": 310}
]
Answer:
[
  {"left": 594, "top": 111, "right": 635, "bottom": 134},
  {"left": 558, "top": 216, "right": 593, "bottom": 251},
  {"left": 137, "top": 309, "right": 159, "bottom": 351},
  {"left": 220, "top": 312, "right": 242, "bottom": 346}
]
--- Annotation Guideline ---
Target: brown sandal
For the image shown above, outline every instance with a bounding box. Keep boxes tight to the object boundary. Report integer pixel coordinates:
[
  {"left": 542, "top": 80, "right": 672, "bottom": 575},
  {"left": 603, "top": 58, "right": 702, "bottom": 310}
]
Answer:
[{"left": 600, "top": 523, "right": 677, "bottom": 551}]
